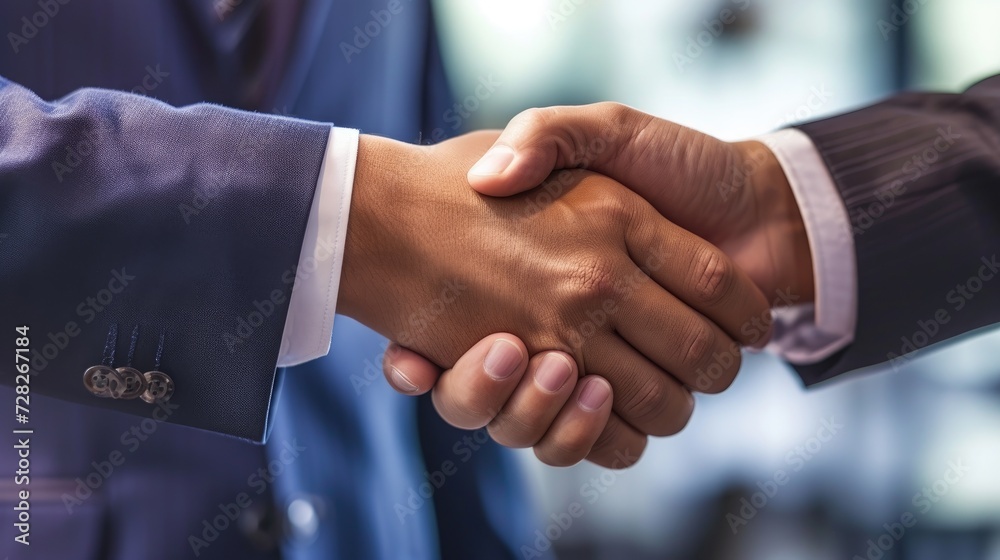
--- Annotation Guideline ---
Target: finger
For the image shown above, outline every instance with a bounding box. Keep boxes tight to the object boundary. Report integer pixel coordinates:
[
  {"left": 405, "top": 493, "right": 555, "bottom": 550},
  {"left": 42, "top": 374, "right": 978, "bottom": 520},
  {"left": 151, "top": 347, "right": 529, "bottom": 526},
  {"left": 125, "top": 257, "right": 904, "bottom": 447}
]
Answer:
[
  {"left": 431, "top": 334, "right": 528, "bottom": 430},
  {"left": 623, "top": 203, "right": 772, "bottom": 347},
  {"left": 534, "top": 376, "right": 613, "bottom": 467},
  {"left": 585, "top": 413, "right": 648, "bottom": 470},
  {"left": 587, "top": 336, "right": 696, "bottom": 435},
  {"left": 382, "top": 342, "right": 442, "bottom": 395},
  {"left": 468, "top": 103, "right": 719, "bottom": 205},
  {"left": 612, "top": 268, "right": 744, "bottom": 393},
  {"left": 487, "top": 352, "right": 578, "bottom": 448},
  {"left": 467, "top": 103, "right": 647, "bottom": 197}
]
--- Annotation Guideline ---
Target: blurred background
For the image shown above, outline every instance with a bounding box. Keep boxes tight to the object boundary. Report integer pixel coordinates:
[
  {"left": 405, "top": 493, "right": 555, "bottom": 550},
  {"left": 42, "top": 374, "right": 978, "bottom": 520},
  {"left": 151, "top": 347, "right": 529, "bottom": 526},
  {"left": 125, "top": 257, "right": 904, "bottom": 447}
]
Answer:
[{"left": 431, "top": 1, "right": 1000, "bottom": 559}]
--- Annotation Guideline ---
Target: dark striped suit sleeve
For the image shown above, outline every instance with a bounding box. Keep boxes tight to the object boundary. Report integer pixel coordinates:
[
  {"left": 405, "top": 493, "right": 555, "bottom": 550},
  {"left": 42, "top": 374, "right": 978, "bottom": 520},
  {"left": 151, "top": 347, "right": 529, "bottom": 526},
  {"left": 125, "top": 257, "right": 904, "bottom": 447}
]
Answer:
[{"left": 791, "top": 75, "right": 1000, "bottom": 386}]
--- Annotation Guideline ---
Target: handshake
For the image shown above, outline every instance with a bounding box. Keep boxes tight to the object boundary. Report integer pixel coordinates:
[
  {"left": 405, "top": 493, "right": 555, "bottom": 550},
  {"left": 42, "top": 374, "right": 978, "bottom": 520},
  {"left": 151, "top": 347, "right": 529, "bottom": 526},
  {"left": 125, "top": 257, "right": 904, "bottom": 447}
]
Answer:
[{"left": 337, "top": 103, "right": 815, "bottom": 469}]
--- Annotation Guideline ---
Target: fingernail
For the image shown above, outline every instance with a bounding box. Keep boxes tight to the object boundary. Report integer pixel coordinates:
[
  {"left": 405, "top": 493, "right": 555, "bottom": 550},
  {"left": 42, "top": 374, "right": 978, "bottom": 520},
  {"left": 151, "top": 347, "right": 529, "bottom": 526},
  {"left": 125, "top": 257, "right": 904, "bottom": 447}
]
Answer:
[
  {"left": 391, "top": 366, "right": 419, "bottom": 394},
  {"left": 469, "top": 146, "right": 515, "bottom": 176},
  {"left": 578, "top": 378, "right": 611, "bottom": 411},
  {"left": 534, "top": 354, "right": 573, "bottom": 393},
  {"left": 483, "top": 339, "right": 523, "bottom": 380}
]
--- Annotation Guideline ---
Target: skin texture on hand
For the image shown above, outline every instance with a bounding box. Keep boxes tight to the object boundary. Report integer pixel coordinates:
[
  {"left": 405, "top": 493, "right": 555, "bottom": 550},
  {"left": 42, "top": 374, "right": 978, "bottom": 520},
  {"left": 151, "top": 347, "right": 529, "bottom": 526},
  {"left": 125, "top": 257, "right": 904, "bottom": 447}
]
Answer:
[
  {"left": 382, "top": 103, "right": 816, "bottom": 469},
  {"left": 385, "top": 335, "right": 629, "bottom": 468},
  {"left": 467, "top": 103, "right": 814, "bottom": 302},
  {"left": 341, "top": 130, "right": 772, "bottom": 467}
]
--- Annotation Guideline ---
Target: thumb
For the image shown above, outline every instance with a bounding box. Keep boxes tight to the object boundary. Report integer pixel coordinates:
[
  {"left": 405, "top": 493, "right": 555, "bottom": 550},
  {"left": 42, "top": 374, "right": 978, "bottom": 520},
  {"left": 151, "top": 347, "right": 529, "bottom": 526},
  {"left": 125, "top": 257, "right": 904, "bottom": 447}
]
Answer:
[
  {"left": 467, "top": 139, "right": 559, "bottom": 198},
  {"left": 382, "top": 342, "right": 442, "bottom": 395},
  {"left": 467, "top": 103, "right": 738, "bottom": 240},
  {"left": 467, "top": 103, "right": 647, "bottom": 197}
]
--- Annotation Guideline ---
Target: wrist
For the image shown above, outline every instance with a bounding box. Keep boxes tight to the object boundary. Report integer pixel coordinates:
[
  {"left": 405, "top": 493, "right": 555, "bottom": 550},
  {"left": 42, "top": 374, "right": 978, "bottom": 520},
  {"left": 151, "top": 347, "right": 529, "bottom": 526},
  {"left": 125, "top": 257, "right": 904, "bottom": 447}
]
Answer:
[
  {"left": 337, "top": 134, "right": 424, "bottom": 324},
  {"left": 735, "top": 140, "right": 815, "bottom": 304}
]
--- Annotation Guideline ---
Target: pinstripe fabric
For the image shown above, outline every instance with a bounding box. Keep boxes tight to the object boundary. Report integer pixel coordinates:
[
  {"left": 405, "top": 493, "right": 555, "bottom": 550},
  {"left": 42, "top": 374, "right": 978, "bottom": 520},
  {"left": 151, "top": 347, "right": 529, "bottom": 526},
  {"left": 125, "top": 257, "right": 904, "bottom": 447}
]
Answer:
[{"left": 792, "top": 75, "right": 1000, "bottom": 385}]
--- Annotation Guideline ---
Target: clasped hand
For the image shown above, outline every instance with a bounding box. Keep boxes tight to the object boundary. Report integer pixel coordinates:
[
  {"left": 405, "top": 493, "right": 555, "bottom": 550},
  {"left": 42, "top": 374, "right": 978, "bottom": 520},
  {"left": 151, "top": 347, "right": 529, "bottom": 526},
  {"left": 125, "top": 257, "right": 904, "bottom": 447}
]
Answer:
[{"left": 338, "top": 104, "right": 812, "bottom": 468}]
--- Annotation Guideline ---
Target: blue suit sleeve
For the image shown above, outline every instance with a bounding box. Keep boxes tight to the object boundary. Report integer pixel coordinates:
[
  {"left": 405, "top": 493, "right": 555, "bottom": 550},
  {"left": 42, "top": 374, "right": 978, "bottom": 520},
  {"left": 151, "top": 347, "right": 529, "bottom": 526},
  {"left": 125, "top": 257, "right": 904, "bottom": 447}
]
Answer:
[{"left": 0, "top": 75, "right": 331, "bottom": 441}]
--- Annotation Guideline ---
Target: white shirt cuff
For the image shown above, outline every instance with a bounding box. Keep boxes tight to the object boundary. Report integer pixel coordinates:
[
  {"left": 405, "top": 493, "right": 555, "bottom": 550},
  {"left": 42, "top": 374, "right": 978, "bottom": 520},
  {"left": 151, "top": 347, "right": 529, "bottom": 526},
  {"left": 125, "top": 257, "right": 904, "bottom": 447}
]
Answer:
[
  {"left": 277, "top": 127, "right": 359, "bottom": 367},
  {"left": 755, "top": 129, "right": 858, "bottom": 365}
]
